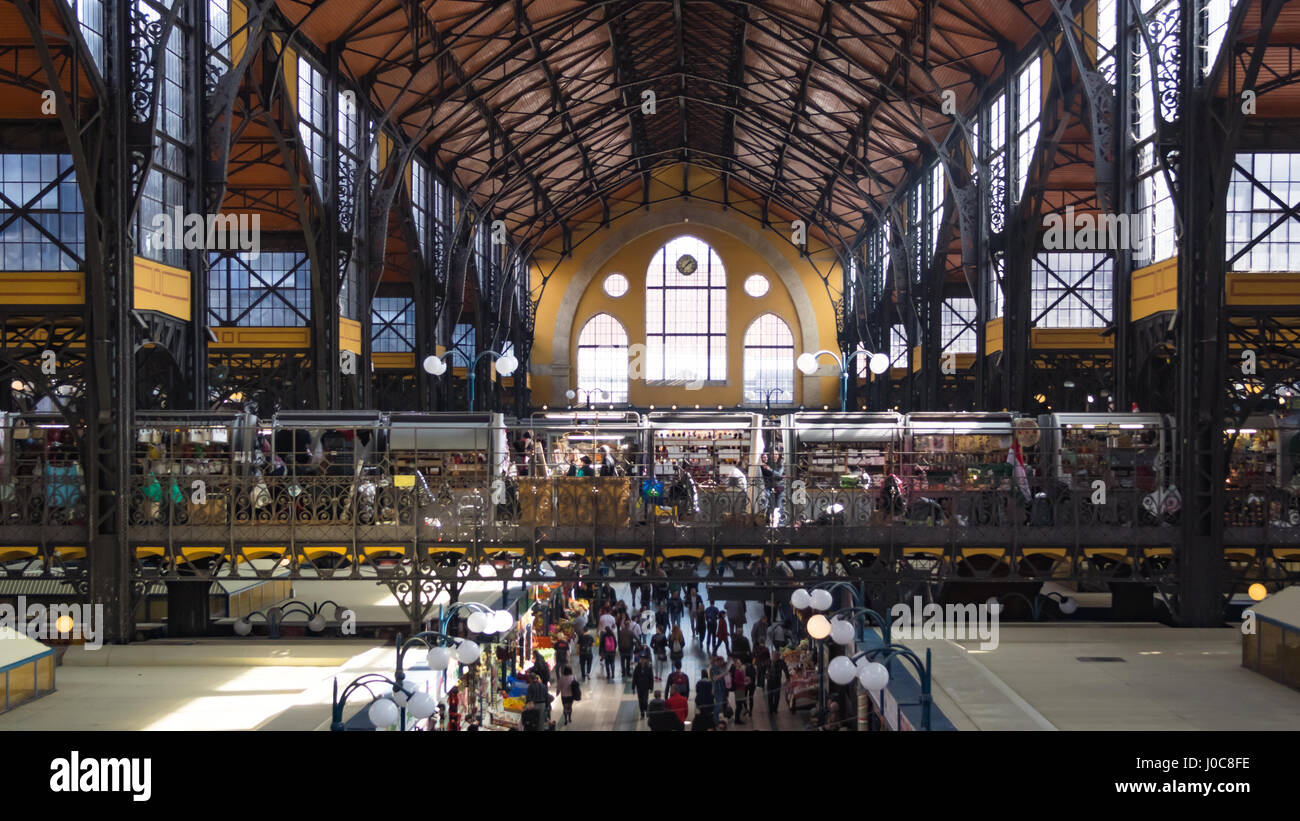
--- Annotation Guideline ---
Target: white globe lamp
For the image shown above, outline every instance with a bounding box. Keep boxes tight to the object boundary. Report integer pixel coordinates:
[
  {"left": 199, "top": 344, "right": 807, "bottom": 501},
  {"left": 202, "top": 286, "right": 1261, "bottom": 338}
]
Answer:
[
  {"left": 422, "top": 355, "right": 447, "bottom": 376},
  {"left": 467, "top": 611, "right": 488, "bottom": 634},
  {"left": 368, "top": 697, "right": 400, "bottom": 729},
  {"left": 456, "top": 639, "right": 481, "bottom": 665},
  {"left": 1059, "top": 596, "right": 1078, "bottom": 615},
  {"left": 830, "top": 618, "right": 856, "bottom": 646},
  {"left": 426, "top": 646, "right": 450, "bottom": 671},
  {"left": 806, "top": 614, "right": 831, "bottom": 640},
  {"left": 495, "top": 353, "right": 518, "bottom": 377},
  {"left": 858, "top": 661, "right": 890, "bottom": 691},
  {"left": 407, "top": 692, "right": 437, "bottom": 720},
  {"left": 810, "top": 588, "right": 833, "bottom": 611},
  {"left": 869, "top": 352, "right": 890, "bottom": 375},
  {"left": 796, "top": 352, "right": 819, "bottom": 375},
  {"left": 492, "top": 609, "right": 514, "bottom": 634},
  {"left": 233, "top": 618, "right": 252, "bottom": 636},
  {"left": 827, "top": 655, "right": 857, "bottom": 685},
  {"left": 790, "top": 588, "right": 812, "bottom": 610}
]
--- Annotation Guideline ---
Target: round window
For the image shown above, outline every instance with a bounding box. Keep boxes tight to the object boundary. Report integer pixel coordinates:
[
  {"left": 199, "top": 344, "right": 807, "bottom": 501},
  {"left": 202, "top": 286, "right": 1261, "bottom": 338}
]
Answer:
[
  {"left": 603, "top": 273, "right": 629, "bottom": 297},
  {"left": 744, "top": 274, "right": 770, "bottom": 297}
]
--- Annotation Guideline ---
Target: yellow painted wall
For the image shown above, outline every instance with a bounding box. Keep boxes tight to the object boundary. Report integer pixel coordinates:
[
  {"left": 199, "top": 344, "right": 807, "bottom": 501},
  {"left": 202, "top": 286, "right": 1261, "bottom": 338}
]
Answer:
[
  {"left": 0, "top": 272, "right": 84, "bottom": 305},
  {"left": 1225, "top": 272, "right": 1300, "bottom": 307},
  {"left": 132, "top": 256, "right": 191, "bottom": 321},
  {"left": 339, "top": 318, "right": 362, "bottom": 355},
  {"left": 1131, "top": 256, "right": 1178, "bottom": 320},
  {"left": 529, "top": 193, "right": 840, "bottom": 407}
]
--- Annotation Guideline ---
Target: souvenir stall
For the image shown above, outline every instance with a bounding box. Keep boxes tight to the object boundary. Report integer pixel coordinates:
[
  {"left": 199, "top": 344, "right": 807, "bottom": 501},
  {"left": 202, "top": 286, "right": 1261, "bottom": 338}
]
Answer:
[
  {"left": 782, "top": 643, "right": 819, "bottom": 711},
  {"left": 784, "top": 411, "right": 905, "bottom": 525},
  {"left": 1225, "top": 415, "right": 1297, "bottom": 526},
  {"left": 3, "top": 413, "right": 85, "bottom": 525},
  {"left": 902, "top": 412, "right": 1019, "bottom": 493},
  {"left": 1039, "top": 413, "right": 1169, "bottom": 492},
  {"left": 647, "top": 411, "right": 763, "bottom": 525},
  {"left": 517, "top": 411, "right": 642, "bottom": 528}
]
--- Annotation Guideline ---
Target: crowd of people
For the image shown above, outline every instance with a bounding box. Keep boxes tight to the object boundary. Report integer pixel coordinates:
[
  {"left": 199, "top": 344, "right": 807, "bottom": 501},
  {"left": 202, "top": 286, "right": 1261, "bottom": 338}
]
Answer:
[{"left": 526, "top": 580, "right": 802, "bottom": 731}]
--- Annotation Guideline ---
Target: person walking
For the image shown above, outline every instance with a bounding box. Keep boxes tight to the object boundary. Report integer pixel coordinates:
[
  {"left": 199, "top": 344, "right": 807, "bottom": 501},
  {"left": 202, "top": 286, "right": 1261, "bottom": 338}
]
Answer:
[
  {"left": 668, "top": 625, "right": 686, "bottom": 671},
  {"left": 632, "top": 656, "right": 655, "bottom": 719},
  {"left": 654, "top": 603, "right": 670, "bottom": 637},
  {"left": 765, "top": 651, "right": 790, "bottom": 715},
  {"left": 692, "top": 600, "right": 706, "bottom": 644},
  {"left": 523, "top": 672, "right": 550, "bottom": 732},
  {"left": 578, "top": 628, "right": 595, "bottom": 681},
  {"left": 726, "top": 599, "right": 746, "bottom": 642},
  {"left": 532, "top": 650, "right": 550, "bottom": 691},
  {"left": 599, "top": 626, "right": 617, "bottom": 680},
  {"left": 552, "top": 635, "right": 571, "bottom": 693},
  {"left": 667, "top": 685, "right": 689, "bottom": 726},
  {"left": 668, "top": 591, "right": 684, "bottom": 631},
  {"left": 730, "top": 657, "right": 749, "bottom": 724},
  {"left": 744, "top": 655, "right": 758, "bottom": 718},
  {"left": 704, "top": 601, "right": 719, "bottom": 652},
  {"left": 618, "top": 619, "right": 636, "bottom": 678},
  {"left": 751, "top": 615, "right": 768, "bottom": 654},
  {"left": 709, "top": 655, "right": 728, "bottom": 725},
  {"left": 647, "top": 690, "right": 681, "bottom": 731},
  {"left": 665, "top": 661, "right": 690, "bottom": 699},
  {"left": 694, "top": 668, "right": 715, "bottom": 726},
  {"left": 557, "top": 665, "right": 578, "bottom": 725},
  {"left": 650, "top": 625, "right": 669, "bottom": 681},
  {"left": 714, "top": 611, "right": 731, "bottom": 656}
]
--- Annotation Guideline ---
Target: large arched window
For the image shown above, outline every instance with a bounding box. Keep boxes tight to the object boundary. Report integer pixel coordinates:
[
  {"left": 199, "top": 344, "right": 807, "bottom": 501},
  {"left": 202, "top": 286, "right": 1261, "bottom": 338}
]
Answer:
[
  {"left": 742, "top": 314, "right": 794, "bottom": 405},
  {"left": 576, "top": 313, "right": 629, "bottom": 403},
  {"left": 646, "top": 235, "right": 726, "bottom": 383}
]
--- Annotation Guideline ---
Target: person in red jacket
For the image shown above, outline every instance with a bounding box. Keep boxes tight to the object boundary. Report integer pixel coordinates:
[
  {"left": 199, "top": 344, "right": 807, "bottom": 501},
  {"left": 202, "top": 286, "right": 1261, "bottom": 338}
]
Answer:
[{"left": 667, "top": 687, "right": 689, "bottom": 725}]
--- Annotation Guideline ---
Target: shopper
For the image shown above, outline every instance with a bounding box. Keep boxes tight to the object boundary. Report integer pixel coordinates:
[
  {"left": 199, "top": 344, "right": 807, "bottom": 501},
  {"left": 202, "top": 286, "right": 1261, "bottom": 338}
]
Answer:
[
  {"left": 655, "top": 603, "right": 670, "bottom": 636},
  {"left": 552, "top": 635, "right": 570, "bottom": 691},
  {"left": 726, "top": 599, "right": 746, "bottom": 641},
  {"left": 751, "top": 614, "right": 769, "bottom": 653},
  {"left": 598, "top": 606, "right": 615, "bottom": 635},
  {"left": 714, "top": 611, "right": 731, "bottom": 656},
  {"left": 704, "top": 601, "right": 719, "bottom": 651},
  {"left": 523, "top": 672, "right": 550, "bottom": 732},
  {"left": 692, "top": 600, "right": 706, "bottom": 644},
  {"left": 557, "top": 665, "right": 577, "bottom": 725},
  {"left": 744, "top": 655, "right": 758, "bottom": 718},
  {"left": 600, "top": 626, "right": 617, "bottom": 680},
  {"left": 666, "top": 661, "right": 690, "bottom": 699},
  {"left": 650, "top": 625, "right": 669, "bottom": 680},
  {"left": 668, "top": 625, "right": 686, "bottom": 670},
  {"left": 667, "top": 685, "right": 689, "bottom": 725},
  {"left": 632, "top": 656, "right": 655, "bottom": 719},
  {"left": 709, "top": 655, "right": 728, "bottom": 724},
  {"left": 618, "top": 619, "right": 636, "bottom": 677},
  {"left": 765, "top": 651, "right": 790, "bottom": 714},
  {"left": 730, "top": 658, "right": 748, "bottom": 724},
  {"left": 668, "top": 591, "right": 684, "bottom": 631},
  {"left": 647, "top": 690, "right": 681, "bottom": 731},
  {"left": 694, "top": 668, "right": 715, "bottom": 723},
  {"left": 532, "top": 650, "right": 550, "bottom": 690},
  {"left": 578, "top": 628, "right": 595, "bottom": 681}
]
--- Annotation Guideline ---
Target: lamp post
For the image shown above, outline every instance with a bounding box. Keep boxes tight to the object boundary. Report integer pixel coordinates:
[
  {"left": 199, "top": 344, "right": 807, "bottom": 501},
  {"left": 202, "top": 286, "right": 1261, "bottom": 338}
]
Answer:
[
  {"left": 233, "top": 599, "right": 349, "bottom": 639},
  {"left": 763, "top": 387, "right": 789, "bottom": 416},
  {"left": 831, "top": 643, "right": 934, "bottom": 731},
  {"left": 987, "top": 591, "right": 1078, "bottom": 621},
  {"left": 796, "top": 348, "right": 889, "bottom": 411},
  {"left": 423, "top": 348, "right": 518, "bottom": 410},
  {"left": 565, "top": 387, "right": 608, "bottom": 408}
]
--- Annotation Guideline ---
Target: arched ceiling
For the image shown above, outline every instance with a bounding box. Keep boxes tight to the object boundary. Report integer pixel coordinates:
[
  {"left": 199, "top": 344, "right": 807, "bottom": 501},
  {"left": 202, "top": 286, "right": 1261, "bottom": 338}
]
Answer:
[{"left": 272, "top": 0, "right": 1057, "bottom": 249}]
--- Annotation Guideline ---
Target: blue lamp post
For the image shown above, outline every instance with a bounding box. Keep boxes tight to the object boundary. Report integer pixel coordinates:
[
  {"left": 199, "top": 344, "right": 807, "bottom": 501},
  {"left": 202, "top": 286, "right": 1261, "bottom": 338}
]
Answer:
[
  {"left": 831, "top": 643, "right": 934, "bottom": 731},
  {"left": 796, "top": 348, "right": 890, "bottom": 411},
  {"left": 423, "top": 348, "right": 518, "bottom": 410}
]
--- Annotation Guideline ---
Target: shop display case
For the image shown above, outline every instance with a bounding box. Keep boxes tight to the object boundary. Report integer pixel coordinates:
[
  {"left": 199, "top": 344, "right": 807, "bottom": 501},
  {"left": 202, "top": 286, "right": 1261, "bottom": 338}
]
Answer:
[{"left": 1039, "top": 413, "right": 1169, "bottom": 493}]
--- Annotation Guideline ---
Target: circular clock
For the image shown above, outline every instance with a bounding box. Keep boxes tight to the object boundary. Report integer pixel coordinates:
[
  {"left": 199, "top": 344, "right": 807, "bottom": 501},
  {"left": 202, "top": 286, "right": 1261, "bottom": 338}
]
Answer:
[{"left": 675, "top": 254, "right": 698, "bottom": 276}]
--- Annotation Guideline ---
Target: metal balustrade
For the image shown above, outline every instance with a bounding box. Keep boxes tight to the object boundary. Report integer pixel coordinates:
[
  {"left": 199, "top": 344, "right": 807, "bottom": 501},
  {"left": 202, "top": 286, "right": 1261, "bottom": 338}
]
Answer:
[{"left": 0, "top": 418, "right": 1297, "bottom": 586}]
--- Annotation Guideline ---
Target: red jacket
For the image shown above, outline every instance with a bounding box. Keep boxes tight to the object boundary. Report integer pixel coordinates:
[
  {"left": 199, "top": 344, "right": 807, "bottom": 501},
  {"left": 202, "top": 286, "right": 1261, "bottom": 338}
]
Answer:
[{"left": 667, "top": 691, "right": 689, "bottom": 724}]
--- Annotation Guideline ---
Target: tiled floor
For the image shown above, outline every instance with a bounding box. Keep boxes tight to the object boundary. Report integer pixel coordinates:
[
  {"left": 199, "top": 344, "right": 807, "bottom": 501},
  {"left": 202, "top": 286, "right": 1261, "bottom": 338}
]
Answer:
[{"left": 548, "top": 584, "right": 807, "bottom": 732}]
